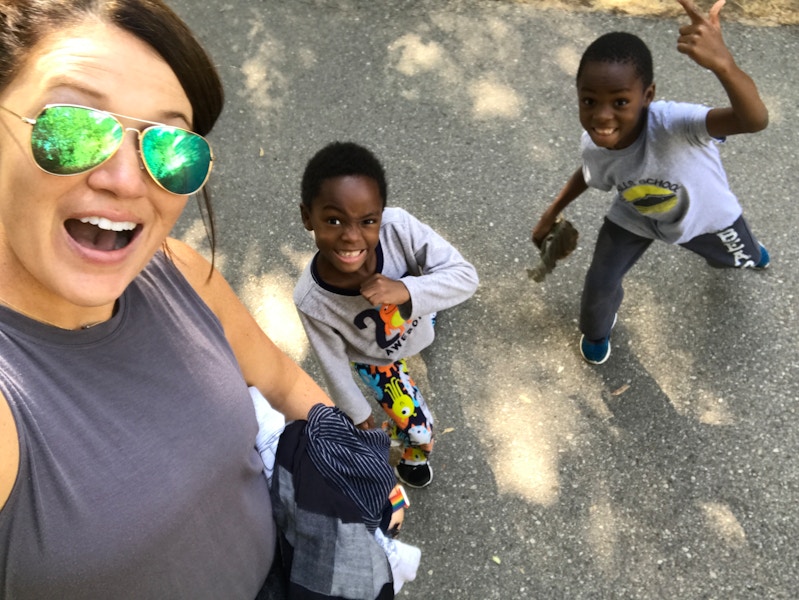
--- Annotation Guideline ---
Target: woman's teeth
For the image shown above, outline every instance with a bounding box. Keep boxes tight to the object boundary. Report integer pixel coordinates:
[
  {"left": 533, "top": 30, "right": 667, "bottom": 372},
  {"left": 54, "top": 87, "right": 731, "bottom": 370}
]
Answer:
[
  {"left": 79, "top": 215, "right": 137, "bottom": 232},
  {"left": 66, "top": 216, "right": 138, "bottom": 251}
]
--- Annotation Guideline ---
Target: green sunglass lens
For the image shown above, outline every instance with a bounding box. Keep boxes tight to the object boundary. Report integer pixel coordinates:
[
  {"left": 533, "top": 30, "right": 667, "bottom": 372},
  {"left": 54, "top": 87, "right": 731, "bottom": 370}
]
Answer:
[
  {"left": 31, "top": 106, "right": 123, "bottom": 174},
  {"left": 141, "top": 127, "right": 211, "bottom": 195}
]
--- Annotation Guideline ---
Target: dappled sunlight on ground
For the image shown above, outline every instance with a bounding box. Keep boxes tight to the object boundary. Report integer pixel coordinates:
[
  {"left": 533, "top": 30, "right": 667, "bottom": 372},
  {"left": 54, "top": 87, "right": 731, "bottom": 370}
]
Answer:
[
  {"left": 235, "top": 245, "right": 316, "bottom": 363},
  {"left": 387, "top": 16, "right": 527, "bottom": 121},
  {"left": 470, "top": 78, "right": 523, "bottom": 119},
  {"left": 448, "top": 310, "right": 611, "bottom": 506},
  {"left": 389, "top": 34, "right": 447, "bottom": 77},
  {"left": 625, "top": 282, "right": 736, "bottom": 425},
  {"left": 450, "top": 271, "right": 752, "bottom": 586},
  {"left": 485, "top": 391, "right": 564, "bottom": 506},
  {"left": 239, "top": 16, "right": 288, "bottom": 115},
  {"left": 280, "top": 244, "right": 316, "bottom": 276},
  {"left": 699, "top": 501, "right": 748, "bottom": 548},
  {"left": 760, "top": 93, "right": 784, "bottom": 126},
  {"left": 176, "top": 221, "right": 313, "bottom": 364},
  {"left": 241, "top": 271, "right": 309, "bottom": 364},
  {"left": 586, "top": 489, "right": 622, "bottom": 576},
  {"left": 554, "top": 45, "right": 581, "bottom": 78}
]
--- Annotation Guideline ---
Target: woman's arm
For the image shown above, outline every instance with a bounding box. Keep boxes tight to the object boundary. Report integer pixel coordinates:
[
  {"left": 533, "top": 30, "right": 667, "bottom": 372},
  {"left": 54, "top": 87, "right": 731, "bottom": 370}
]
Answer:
[
  {"left": 0, "top": 394, "right": 19, "bottom": 511},
  {"left": 168, "top": 239, "right": 332, "bottom": 421},
  {"left": 297, "top": 310, "right": 374, "bottom": 427}
]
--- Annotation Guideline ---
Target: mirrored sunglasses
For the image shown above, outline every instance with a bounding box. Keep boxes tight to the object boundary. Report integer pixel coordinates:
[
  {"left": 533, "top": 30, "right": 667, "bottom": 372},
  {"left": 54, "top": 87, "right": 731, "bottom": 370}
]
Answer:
[{"left": 0, "top": 103, "right": 214, "bottom": 195}]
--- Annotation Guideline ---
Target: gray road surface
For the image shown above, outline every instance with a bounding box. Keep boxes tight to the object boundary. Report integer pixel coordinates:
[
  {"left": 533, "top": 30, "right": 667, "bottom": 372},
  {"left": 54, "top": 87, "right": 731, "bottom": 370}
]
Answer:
[{"left": 168, "top": 1, "right": 799, "bottom": 597}]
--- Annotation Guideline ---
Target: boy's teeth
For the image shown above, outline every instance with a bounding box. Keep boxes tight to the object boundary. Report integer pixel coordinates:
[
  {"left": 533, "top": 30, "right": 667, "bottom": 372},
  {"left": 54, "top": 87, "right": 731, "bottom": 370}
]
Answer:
[{"left": 80, "top": 216, "right": 137, "bottom": 232}]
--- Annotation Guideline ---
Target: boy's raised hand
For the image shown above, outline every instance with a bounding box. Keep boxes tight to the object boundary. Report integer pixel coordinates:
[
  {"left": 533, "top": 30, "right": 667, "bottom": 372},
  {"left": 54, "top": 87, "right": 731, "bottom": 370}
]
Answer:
[
  {"left": 676, "top": 0, "right": 734, "bottom": 73},
  {"left": 677, "top": 0, "right": 768, "bottom": 136}
]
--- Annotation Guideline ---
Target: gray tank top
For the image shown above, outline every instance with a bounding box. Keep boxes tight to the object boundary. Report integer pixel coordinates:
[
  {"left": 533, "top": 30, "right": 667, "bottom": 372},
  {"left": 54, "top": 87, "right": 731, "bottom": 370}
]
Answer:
[{"left": 0, "top": 252, "right": 274, "bottom": 599}]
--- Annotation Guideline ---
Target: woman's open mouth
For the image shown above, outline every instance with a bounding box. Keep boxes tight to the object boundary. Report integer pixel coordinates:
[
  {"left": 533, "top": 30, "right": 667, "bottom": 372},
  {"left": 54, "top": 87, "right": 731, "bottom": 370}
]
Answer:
[{"left": 64, "top": 216, "right": 141, "bottom": 251}]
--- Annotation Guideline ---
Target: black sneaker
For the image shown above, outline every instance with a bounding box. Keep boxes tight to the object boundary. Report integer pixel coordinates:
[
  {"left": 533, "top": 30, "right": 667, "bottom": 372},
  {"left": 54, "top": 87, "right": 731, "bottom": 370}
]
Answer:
[{"left": 395, "top": 462, "right": 433, "bottom": 488}]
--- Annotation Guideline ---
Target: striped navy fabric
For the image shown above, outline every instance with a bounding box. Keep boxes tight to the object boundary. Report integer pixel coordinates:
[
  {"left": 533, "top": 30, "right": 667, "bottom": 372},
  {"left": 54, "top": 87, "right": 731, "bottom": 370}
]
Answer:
[
  {"left": 304, "top": 404, "right": 395, "bottom": 531},
  {"left": 270, "top": 404, "right": 396, "bottom": 598}
]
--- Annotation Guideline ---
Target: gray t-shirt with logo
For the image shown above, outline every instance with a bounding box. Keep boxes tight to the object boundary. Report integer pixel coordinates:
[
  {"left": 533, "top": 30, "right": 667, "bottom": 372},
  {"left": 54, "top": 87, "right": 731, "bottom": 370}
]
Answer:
[{"left": 582, "top": 100, "right": 742, "bottom": 244}]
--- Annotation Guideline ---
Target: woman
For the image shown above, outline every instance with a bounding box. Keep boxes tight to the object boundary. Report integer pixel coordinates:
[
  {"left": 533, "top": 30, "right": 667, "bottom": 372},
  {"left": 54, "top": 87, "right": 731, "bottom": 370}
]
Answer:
[{"left": 0, "top": 1, "right": 338, "bottom": 597}]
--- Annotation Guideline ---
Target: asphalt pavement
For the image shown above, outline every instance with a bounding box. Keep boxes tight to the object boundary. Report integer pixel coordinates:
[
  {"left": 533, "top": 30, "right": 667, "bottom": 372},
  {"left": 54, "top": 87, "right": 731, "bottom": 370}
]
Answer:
[{"left": 168, "top": 1, "right": 799, "bottom": 597}]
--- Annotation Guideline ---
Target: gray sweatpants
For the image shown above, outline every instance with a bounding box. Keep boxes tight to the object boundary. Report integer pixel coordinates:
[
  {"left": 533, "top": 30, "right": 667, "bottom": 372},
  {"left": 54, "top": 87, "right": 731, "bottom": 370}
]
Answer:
[{"left": 580, "top": 216, "right": 764, "bottom": 341}]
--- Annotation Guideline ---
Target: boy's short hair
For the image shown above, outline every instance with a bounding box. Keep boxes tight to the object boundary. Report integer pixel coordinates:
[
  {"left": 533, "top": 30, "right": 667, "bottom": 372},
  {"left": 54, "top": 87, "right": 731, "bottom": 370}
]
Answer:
[
  {"left": 301, "top": 141, "right": 388, "bottom": 208},
  {"left": 576, "top": 31, "right": 654, "bottom": 89}
]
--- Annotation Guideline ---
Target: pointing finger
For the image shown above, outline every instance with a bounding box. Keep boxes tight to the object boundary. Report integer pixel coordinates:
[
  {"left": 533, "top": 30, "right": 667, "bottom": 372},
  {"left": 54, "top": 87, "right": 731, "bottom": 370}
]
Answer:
[{"left": 676, "top": 0, "right": 704, "bottom": 24}]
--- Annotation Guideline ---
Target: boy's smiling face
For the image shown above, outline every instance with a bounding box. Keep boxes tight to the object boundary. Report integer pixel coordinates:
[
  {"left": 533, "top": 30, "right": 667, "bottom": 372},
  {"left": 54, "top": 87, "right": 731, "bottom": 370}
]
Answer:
[
  {"left": 300, "top": 175, "right": 383, "bottom": 288},
  {"left": 577, "top": 60, "right": 655, "bottom": 150}
]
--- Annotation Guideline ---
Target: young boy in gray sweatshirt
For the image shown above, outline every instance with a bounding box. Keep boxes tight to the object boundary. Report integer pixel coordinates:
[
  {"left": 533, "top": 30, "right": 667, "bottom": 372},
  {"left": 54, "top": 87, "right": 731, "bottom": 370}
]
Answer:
[{"left": 295, "top": 141, "right": 479, "bottom": 488}]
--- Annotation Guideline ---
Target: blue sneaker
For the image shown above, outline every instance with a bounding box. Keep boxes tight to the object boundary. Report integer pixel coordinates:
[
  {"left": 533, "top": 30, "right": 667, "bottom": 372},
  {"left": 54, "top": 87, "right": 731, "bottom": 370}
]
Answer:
[
  {"left": 580, "top": 335, "right": 611, "bottom": 365},
  {"left": 580, "top": 313, "right": 616, "bottom": 365},
  {"left": 754, "top": 243, "right": 770, "bottom": 270}
]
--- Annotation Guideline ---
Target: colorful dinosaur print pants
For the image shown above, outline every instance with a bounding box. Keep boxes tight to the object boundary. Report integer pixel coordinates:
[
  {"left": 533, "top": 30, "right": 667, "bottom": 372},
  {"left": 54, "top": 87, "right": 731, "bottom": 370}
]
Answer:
[{"left": 353, "top": 358, "right": 434, "bottom": 466}]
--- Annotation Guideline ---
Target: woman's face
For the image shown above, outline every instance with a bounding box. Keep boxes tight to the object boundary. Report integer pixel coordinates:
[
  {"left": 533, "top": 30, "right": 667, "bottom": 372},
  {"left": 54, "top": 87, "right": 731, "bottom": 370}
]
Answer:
[{"left": 0, "top": 22, "right": 193, "bottom": 316}]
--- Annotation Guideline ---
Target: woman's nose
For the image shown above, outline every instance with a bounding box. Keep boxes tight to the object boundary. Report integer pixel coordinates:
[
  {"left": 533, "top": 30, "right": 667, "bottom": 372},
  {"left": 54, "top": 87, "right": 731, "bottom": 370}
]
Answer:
[{"left": 85, "top": 130, "right": 150, "bottom": 197}]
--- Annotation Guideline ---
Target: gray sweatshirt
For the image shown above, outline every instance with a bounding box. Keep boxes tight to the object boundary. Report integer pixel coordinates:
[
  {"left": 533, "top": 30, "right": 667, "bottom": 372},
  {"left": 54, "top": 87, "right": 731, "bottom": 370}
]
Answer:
[{"left": 294, "top": 207, "right": 478, "bottom": 424}]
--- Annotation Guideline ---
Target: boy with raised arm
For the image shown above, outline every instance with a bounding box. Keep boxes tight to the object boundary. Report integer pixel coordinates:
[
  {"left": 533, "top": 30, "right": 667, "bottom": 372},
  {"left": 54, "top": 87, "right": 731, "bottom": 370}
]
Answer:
[{"left": 532, "top": 0, "right": 770, "bottom": 365}]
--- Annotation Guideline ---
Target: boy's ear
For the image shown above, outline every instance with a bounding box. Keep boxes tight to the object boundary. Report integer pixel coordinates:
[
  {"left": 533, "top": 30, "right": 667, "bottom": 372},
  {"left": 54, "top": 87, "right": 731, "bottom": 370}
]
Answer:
[
  {"left": 643, "top": 82, "right": 656, "bottom": 106},
  {"left": 299, "top": 203, "right": 313, "bottom": 231}
]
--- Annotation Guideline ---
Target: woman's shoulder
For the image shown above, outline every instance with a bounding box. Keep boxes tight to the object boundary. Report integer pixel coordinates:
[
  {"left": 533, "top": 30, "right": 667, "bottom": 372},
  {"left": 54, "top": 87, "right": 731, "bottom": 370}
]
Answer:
[
  {"left": 160, "top": 238, "right": 222, "bottom": 308},
  {"left": 161, "top": 238, "right": 210, "bottom": 282}
]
